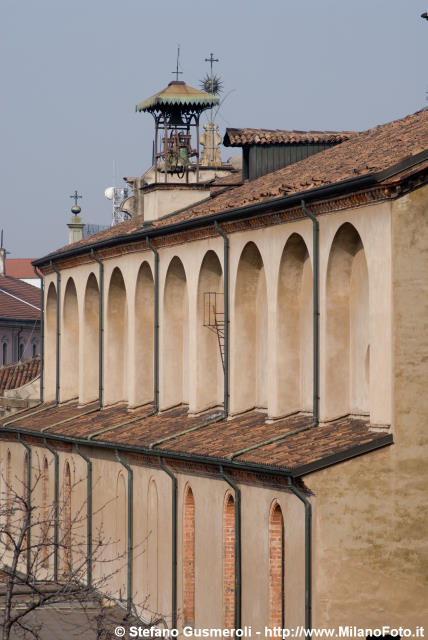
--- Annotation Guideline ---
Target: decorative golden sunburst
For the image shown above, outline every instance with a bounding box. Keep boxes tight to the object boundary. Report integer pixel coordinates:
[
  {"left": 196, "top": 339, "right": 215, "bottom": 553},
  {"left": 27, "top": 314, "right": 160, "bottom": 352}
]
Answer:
[{"left": 200, "top": 73, "right": 223, "bottom": 96}]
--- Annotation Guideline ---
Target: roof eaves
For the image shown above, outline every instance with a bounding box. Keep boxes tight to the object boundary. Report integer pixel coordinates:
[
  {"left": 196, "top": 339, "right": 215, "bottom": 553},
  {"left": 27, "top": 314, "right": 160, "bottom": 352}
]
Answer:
[{"left": 33, "top": 147, "right": 428, "bottom": 268}]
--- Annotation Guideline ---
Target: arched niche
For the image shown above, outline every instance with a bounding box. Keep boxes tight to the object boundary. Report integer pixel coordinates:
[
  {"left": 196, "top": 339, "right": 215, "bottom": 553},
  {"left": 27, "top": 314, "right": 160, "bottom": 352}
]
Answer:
[
  {"left": 233, "top": 242, "right": 268, "bottom": 412},
  {"left": 115, "top": 472, "right": 127, "bottom": 601},
  {"left": 277, "top": 234, "right": 312, "bottom": 415},
  {"left": 106, "top": 268, "right": 128, "bottom": 405},
  {"left": 45, "top": 282, "right": 57, "bottom": 401},
  {"left": 61, "top": 278, "right": 79, "bottom": 401},
  {"left": 326, "top": 223, "right": 370, "bottom": 418},
  {"left": 134, "top": 262, "right": 154, "bottom": 406},
  {"left": 196, "top": 251, "right": 223, "bottom": 411},
  {"left": 146, "top": 478, "right": 159, "bottom": 615},
  {"left": 81, "top": 273, "right": 99, "bottom": 404},
  {"left": 163, "top": 257, "right": 189, "bottom": 408}
]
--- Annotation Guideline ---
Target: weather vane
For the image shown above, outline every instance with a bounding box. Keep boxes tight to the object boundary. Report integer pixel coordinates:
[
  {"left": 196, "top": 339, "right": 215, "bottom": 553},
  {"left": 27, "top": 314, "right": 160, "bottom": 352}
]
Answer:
[{"left": 171, "top": 45, "right": 183, "bottom": 81}]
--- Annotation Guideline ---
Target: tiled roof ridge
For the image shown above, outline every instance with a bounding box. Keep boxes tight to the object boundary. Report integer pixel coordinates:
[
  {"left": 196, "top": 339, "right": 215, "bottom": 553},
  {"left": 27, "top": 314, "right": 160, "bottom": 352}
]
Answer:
[{"left": 224, "top": 127, "right": 357, "bottom": 146}]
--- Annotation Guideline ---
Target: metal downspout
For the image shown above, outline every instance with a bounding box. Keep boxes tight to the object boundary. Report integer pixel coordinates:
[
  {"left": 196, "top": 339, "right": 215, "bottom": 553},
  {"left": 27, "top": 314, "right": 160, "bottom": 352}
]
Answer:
[
  {"left": 91, "top": 249, "right": 104, "bottom": 408},
  {"left": 33, "top": 266, "right": 44, "bottom": 403},
  {"left": 214, "top": 222, "right": 229, "bottom": 416},
  {"left": 146, "top": 238, "right": 159, "bottom": 413},
  {"left": 43, "top": 438, "right": 59, "bottom": 582},
  {"left": 74, "top": 444, "right": 92, "bottom": 586},
  {"left": 219, "top": 465, "right": 241, "bottom": 630},
  {"left": 157, "top": 457, "right": 177, "bottom": 629},
  {"left": 114, "top": 449, "right": 133, "bottom": 614},
  {"left": 287, "top": 478, "right": 312, "bottom": 628},
  {"left": 49, "top": 261, "right": 61, "bottom": 405},
  {"left": 301, "top": 200, "right": 319, "bottom": 426},
  {"left": 17, "top": 434, "right": 31, "bottom": 576}
]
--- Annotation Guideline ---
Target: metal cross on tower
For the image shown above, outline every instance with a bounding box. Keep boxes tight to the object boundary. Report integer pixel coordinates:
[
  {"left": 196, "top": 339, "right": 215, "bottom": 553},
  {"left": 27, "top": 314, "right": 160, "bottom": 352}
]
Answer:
[
  {"left": 70, "top": 190, "right": 82, "bottom": 206},
  {"left": 205, "top": 53, "right": 219, "bottom": 77},
  {"left": 171, "top": 45, "right": 183, "bottom": 81}
]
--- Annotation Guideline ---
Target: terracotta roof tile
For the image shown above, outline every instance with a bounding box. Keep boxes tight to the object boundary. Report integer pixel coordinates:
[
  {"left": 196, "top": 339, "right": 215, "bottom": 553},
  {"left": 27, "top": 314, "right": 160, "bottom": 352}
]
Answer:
[
  {"left": 5, "top": 259, "right": 37, "bottom": 279},
  {"left": 42, "top": 108, "right": 428, "bottom": 262},
  {"left": 223, "top": 128, "right": 356, "bottom": 146},
  {"left": 0, "top": 357, "right": 40, "bottom": 393},
  {"left": 0, "top": 275, "right": 40, "bottom": 320},
  {"left": 2, "top": 402, "right": 392, "bottom": 475}
]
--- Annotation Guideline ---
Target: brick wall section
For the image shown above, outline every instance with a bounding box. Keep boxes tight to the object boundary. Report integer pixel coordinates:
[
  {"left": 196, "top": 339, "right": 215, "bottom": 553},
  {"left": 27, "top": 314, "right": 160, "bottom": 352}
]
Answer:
[
  {"left": 223, "top": 492, "right": 235, "bottom": 629},
  {"left": 183, "top": 484, "right": 195, "bottom": 625},
  {"left": 269, "top": 501, "right": 284, "bottom": 629}
]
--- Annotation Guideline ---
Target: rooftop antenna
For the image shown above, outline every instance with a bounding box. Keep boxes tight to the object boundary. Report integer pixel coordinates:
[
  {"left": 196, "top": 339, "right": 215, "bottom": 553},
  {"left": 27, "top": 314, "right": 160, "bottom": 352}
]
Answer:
[{"left": 171, "top": 45, "right": 183, "bottom": 81}]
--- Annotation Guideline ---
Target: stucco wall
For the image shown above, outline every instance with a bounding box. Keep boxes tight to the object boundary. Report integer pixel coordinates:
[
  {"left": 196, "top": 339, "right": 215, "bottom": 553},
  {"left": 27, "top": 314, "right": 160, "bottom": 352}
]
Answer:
[{"left": 306, "top": 185, "right": 428, "bottom": 627}]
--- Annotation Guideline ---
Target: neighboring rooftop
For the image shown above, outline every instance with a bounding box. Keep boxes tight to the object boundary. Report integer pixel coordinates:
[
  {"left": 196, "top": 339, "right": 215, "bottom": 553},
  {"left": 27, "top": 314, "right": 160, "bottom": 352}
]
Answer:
[
  {"left": 39, "top": 108, "right": 428, "bottom": 263},
  {"left": 223, "top": 128, "right": 356, "bottom": 146},
  {"left": 5, "top": 258, "right": 36, "bottom": 279},
  {"left": 0, "top": 275, "right": 40, "bottom": 320},
  {"left": 0, "top": 357, "right": 40, "bottom": 394}
]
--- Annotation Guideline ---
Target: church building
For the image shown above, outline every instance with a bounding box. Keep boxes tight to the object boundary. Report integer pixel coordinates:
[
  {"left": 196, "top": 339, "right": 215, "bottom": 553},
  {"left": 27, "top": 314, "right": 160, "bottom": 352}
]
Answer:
[{"left": 1, "top": 78, "right": 428, "bottom": 632}]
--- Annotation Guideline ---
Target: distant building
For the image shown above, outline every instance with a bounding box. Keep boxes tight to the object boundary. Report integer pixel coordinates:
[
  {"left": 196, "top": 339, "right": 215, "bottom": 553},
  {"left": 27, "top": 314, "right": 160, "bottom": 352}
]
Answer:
[
  {"left": 0, "top": 249, "right": 41, "bottom": 365},
  {"left": 5, "top": 258, "right": 40, "bottom": 288}
]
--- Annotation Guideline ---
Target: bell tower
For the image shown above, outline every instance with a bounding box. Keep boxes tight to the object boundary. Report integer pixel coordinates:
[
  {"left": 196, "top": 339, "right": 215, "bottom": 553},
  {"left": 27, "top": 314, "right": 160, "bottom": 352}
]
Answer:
[{"left": 136, "top": 77, "right": 219, "bottom": 184}]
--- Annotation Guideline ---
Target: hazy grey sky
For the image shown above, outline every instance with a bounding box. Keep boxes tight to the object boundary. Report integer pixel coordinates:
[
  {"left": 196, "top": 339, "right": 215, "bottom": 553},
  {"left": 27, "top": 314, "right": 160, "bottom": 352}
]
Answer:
[{"left": 1, "top": 0, "right": 427, "bottom": 258}]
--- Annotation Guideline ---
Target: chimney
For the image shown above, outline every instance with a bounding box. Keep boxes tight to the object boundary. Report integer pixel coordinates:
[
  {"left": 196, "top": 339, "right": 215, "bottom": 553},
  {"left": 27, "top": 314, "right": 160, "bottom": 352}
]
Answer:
[{"left": 0, "top": 248, "right": 5, "bottom": 276}]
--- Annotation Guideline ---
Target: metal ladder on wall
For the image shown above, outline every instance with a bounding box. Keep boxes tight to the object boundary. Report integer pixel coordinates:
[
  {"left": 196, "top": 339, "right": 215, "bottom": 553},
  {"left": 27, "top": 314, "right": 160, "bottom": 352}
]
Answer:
[{"left": 203, "top": 292, "right": 225, "bottom": 371}]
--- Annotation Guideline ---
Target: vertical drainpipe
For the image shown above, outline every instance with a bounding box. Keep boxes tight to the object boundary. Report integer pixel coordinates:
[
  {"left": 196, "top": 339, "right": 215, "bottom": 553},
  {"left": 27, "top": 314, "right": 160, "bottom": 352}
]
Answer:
[
  {"left": 287, "top": 478, "right": 312, "bottom": 629},
  {"left": 33, "top": 266, "right": 44, "bottom": 403},
  {"left": 214, "top": 222, "right": 229, "bottom": 416},
  {"left": 114, "top": 449, "right": 133, "bottom": 614},
  {"left": 301, "top": 201, "right": 319, "bottom": 425},
  {"left": 91, "top": 249, "right": 104, "bottom": 408},
  {"left": 158, "top": 456, "right": 177, "bottom": 629},
  {"left": 219, "top": 465, "right": 241, "bottom": 629},
  {"left": 74, "top": 444, "right": 92, "bottom": 586},
  {"left": 49, "top": 261, "right": 61, "bottom": 406},
  {"left": 287, "top": 200, "right": 316, "bottom": 628},
  {"left": 146, "top": 237, "right": 159, "bottom": 413},
  {"left": 17, "top": 434, "right": 31, "bottom": 577},
  {"left": 43, "top": 438, "right": 59, "bottom": 582}
]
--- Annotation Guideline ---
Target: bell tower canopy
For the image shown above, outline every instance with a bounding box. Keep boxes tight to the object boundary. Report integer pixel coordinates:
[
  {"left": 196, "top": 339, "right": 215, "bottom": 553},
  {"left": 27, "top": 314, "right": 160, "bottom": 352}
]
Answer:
[{"left": 136, "top": 80, "right": 219, "bottom": 114}]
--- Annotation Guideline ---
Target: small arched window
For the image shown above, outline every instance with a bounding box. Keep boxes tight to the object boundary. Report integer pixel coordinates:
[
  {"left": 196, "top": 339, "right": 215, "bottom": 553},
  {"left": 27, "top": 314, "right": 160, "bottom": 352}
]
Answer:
[
  {"left": 2, "top": 341, "right": 7, "bottom": 365},
  {"left": 269, "top": 501, "right": 284, "bottom": 628},
  {"left": 63, "top": 462, "right": 72, "bottom": 574},
  {"left": 18, "top": 342, "right": 24, "bottom": 360},
  {"left": 5, "top": 451, "right": 11, "bottom": 548},
  {"left": 32, "top": 341, "right": 38, "bottom": 358},
  {"left": 42, "top": 458, "right": 49, "bottom": 566},
  {"left": 223, "top": 492, "right": 235, "bottom": 629},
  {"left": 183, "top": 484, "right": 195, "bottom": 626}
]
